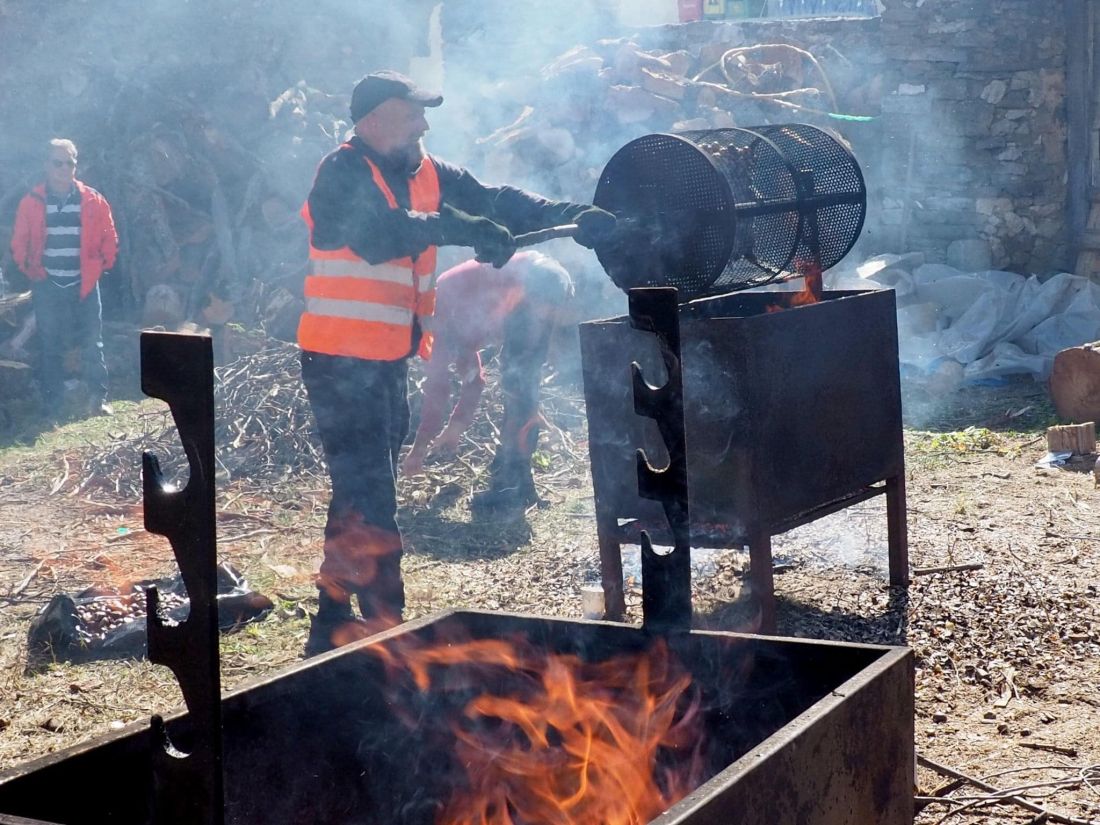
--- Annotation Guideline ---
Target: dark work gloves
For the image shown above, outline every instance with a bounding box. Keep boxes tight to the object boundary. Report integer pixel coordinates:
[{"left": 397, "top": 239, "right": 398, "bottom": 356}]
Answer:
[
  {"left": 436, "top": 204, "right": 517, "bottom": 268},
  {"left": 472, "top": 222, "right": 517, "bottom": 268},
  {"left": 572, "top": 206, "right": 617, "bottom": 249}
]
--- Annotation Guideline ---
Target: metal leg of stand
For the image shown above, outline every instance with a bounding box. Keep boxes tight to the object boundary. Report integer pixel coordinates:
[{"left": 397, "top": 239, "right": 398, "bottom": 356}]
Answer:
[
  {"left": 597, "top": 515, "right": 626, "bottom": 621},
  {"left": 748, "top": 530, "right": 777, "bottom": 634},
  {"left": 886, "top": 473, "right": 909, "bottom": 587}
]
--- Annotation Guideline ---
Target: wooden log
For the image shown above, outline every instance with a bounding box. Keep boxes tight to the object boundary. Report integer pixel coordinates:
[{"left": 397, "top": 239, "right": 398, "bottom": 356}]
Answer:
[
  {"left": 141, "top": 283, "right": 186, "bottom": 328},
  {"left": 1046, "top": 422, "right": 1096, "bottom": 454},
  {"left": 912, "top": 562, "right": 984, "bottom": 576},
  {"left": 1049, "top": 341, "right": 1100, "bottom": 423},
  {"left": 640, "top": 68, "right": 689, "bottom": 101}
]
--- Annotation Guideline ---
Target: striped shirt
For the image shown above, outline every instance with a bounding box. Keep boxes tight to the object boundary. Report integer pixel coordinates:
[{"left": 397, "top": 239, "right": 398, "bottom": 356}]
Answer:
[{"left": 44, "top": 188, "right": 81, "bottom": 287}]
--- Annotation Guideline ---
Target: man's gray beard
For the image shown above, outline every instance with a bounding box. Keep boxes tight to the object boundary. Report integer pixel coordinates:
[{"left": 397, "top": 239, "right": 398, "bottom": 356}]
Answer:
[{"left": 393, "top": 140, "right": 426, "bottom": 175}]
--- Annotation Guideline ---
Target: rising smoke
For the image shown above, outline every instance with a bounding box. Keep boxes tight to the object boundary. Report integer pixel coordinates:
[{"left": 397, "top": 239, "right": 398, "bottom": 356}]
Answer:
[{"left": 0, "top": 1, "right": 634, "bottom": 322}]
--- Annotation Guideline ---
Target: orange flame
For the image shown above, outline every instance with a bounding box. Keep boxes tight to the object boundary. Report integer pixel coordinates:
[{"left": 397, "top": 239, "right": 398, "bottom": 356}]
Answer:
[
  {"left": 368, "top": 634, "right": 707, "bottom": 825},
  {"left": 766, "top": 258, "right": 823, "bottom": 313}
]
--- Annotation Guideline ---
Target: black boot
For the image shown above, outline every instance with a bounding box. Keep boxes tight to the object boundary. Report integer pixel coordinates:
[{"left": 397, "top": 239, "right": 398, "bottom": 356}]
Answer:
[
  {"left": 355, "top": 557, "right": 405, "bottom": 629},
  {"left": 470, "top": 457, "right": 542, "bottom": 514},
  {"left": 304, "top": 590, "right": 356, "bottom": 657}
]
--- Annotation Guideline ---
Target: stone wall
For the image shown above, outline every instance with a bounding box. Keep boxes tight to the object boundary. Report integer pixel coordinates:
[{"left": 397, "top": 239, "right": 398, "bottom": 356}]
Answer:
[
  {"left": 634, "top": 0, "right": 1071, "bottom": 274},
  {"left": 877, "top": 0, "right": 1068, "bottom": 273}
]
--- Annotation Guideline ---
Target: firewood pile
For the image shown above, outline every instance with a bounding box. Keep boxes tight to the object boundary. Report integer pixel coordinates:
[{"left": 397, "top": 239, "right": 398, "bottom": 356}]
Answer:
[
  {"left": 472, "top": 38, "right": 871, "bottom": 201},
  {"left": 0, "top": 292, "right": 33, "bottom": 399},
  {"left": 69, "top": 342, "right": 321, "bottom": 498},
  {"left": 69, "top": 338, "right": 587, "bottom": 509}
]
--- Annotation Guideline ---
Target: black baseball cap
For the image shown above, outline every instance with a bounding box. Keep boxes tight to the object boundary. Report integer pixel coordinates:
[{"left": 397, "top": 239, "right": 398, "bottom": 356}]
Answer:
[{"left": 350, "top": 70, "right": 443, "bottom": 122}]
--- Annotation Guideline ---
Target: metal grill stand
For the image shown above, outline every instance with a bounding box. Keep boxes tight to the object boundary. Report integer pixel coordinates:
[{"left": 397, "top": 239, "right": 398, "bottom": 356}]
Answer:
[{"left": 581, "top": 289, "right": 908, "bottom": 633}]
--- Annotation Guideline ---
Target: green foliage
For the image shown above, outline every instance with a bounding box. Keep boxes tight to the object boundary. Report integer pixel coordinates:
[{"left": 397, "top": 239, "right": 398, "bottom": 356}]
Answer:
[{"left": 910, "top": 426, "right": 1006, "bottom": 454}]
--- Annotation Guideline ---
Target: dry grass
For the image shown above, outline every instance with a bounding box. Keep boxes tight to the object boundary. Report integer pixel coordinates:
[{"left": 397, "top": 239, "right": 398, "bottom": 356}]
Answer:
[{"left": 2, "top": 357, "right": 1100, "bottom": 822}]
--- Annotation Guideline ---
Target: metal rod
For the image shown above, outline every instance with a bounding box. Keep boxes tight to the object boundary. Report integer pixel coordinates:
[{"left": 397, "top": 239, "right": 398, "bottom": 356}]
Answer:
[
  {"left": 141, "top": 331, "right": 224, "bottom": 825},
  {"left": 733, "top": 190, "right": 864, "bottom": 218},
  {"left": 514, "top": 223, "right": 578, "bottom": 248}
]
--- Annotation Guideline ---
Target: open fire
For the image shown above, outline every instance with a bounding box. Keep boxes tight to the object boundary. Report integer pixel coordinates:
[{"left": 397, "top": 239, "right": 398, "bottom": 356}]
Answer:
[
  {"left": 0, "top": 610, "right": 913, "bottom": 825},
  {"left": 368, "top": 632, "right": 706, "bottom": 825}
]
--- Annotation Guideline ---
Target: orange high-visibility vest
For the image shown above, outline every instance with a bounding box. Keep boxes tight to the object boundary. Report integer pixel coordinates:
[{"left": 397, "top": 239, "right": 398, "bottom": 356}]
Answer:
[{"left": 298, "top": 152, "right": 439, "bottom": 361}]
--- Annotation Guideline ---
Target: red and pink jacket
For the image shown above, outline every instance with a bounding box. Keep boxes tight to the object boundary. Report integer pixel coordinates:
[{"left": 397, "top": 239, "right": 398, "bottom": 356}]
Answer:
[{"left": 10, "top": 180, "right": 119, "bottom": 299}]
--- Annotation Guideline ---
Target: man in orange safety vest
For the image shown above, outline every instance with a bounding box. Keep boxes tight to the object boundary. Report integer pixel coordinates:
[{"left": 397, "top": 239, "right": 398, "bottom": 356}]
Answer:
[{"left": 299, "top": 70, "right": 615, "bottom": 655}]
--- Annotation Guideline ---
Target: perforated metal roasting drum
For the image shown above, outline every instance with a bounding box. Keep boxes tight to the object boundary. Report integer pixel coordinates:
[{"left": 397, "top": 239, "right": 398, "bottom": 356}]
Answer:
[{"left": 591, "top": 123, "right": 866, "bottom": 299}]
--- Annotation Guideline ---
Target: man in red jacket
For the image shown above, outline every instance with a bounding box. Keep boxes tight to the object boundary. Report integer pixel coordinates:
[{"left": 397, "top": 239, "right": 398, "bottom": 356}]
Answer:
[
  {"left": 10, "top": 139, "right": 118, "bottom": 417},
  {"left": 402, "top": 251, "right": 573, "bottom": 512}
]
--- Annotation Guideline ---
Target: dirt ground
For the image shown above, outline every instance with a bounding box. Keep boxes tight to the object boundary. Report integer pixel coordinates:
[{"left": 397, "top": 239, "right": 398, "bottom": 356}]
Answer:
[{"left": 1, "top": 347, "right": 1099, "bottom": 824}]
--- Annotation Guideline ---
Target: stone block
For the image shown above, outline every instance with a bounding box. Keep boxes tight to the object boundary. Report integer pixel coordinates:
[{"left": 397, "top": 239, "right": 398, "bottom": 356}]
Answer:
[
  {"left": 976, "top": 197, "right": 1013, "bottom": 216},
  {"left": 920, "top": 47, "right": 972, "bottom": 63},
  {"left": 929, "top": 79, "right": 970, "bottom": 100},
  {"left": 934, "top": 102, "right": 995, "bottom": 135},
  {"left": 991, "top": 162, "right": 1028, "bottom": 177},
  {"left": 946, "top": 238, "right": 993, "bottom": 271},
  {"left": 980, "top": 79, "right": 1008, "bottom": 104},
  {"left": 928, "top": 19, "right": 976, "bottom": 35},
  {"left": 881, "top": 94, "right": 933, "bottom": 115},
  {"left": 952, "top": 30, "right": 1000, "bottom": 49},
  {"left": 1010, "top": 71, "right": 1039, "bottom": 91}
]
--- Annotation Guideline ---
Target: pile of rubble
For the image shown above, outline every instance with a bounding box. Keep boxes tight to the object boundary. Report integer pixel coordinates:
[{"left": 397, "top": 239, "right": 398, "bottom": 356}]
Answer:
[{"left": 472, "top": 38, "right": 871, "bottom": 201}]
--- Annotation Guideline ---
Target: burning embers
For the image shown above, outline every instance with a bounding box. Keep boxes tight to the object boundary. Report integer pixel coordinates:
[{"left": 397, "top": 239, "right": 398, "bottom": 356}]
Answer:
[{"left": 366, "top": 632, "right": 708, "bottom": 825}]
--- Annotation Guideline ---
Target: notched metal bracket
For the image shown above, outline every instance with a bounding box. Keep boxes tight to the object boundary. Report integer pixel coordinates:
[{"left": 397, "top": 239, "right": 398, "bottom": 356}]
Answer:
[
  {"left": 140, "top": 331, "right": 224, "bottom": 825},
  {"left": 628, "top": 288, "right": 692, "bottom": 633}
]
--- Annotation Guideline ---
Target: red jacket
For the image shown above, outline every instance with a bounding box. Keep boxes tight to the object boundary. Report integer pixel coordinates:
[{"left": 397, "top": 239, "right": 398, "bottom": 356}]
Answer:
[{"left": 10, "top": 181, "right": 119, "bottom": 299}]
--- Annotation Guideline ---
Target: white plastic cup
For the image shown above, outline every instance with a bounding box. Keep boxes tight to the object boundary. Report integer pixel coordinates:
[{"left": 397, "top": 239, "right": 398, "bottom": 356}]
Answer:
[{"left": 581, "top": 584, "right": 605, "bottom": 620}]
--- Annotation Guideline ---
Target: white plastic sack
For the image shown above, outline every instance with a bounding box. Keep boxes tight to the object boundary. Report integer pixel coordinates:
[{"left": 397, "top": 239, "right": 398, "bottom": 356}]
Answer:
[{"left": 964, "top": 341, "right": 1050, "bottom": 382}]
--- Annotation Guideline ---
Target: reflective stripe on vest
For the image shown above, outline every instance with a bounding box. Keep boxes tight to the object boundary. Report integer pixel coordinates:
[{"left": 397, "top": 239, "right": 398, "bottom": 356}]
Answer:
[{"left": 298, "top": 151, "right": 440, "bottom": 361}]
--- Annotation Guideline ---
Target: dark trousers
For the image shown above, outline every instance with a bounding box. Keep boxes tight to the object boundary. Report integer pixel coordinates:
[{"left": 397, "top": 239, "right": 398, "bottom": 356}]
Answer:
[
  {"left": 33, "top": 280, "right": 108, "bottom": 408},
  {"left": 300, "top": 351, "right": 409, "bottom": 622},
  {"left": 494, "top": 300, "right": 556, "bottom": 483}
]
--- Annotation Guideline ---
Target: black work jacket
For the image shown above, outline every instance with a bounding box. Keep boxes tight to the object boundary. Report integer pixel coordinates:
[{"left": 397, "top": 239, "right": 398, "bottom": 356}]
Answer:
[{"left": 306, "top": 136, "right": 583, "bottom": 262}]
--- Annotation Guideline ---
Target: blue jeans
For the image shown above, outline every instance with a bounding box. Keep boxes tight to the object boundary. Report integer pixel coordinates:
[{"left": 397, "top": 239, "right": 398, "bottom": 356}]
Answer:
[{"left": 32, "top": 280, "right": 108, "bottom": 409}]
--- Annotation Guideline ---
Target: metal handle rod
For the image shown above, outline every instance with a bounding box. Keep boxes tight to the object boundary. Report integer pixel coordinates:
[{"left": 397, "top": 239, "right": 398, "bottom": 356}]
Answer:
[
  {"left": 734, "top": 190, "right": 864, "bottom": 218},
  {"left": 513, "top": 223, "right": 579, "bottom": 248}
]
